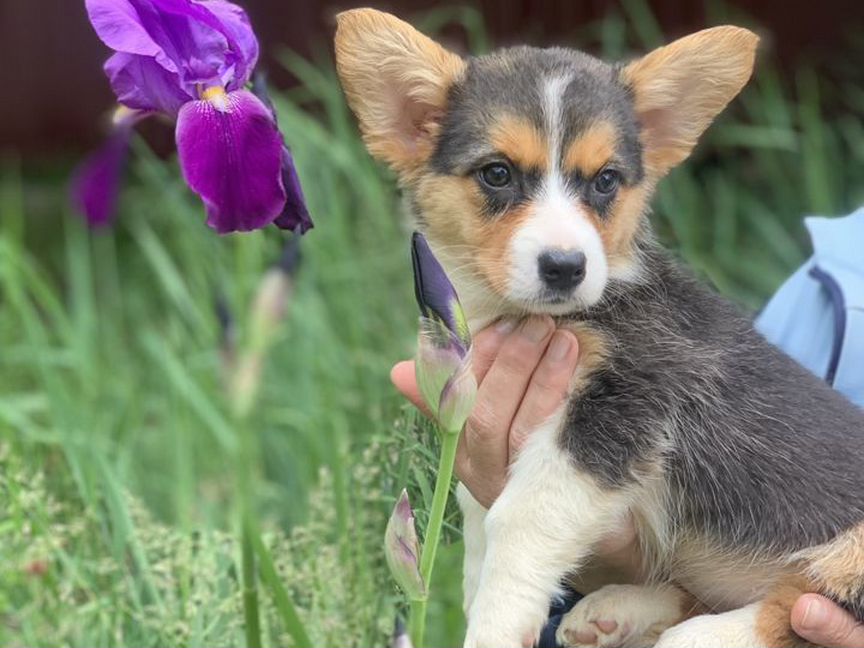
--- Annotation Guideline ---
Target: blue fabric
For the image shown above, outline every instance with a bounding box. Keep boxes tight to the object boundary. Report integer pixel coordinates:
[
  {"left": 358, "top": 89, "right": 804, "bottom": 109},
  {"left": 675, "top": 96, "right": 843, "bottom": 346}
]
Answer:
[
  {"left": 537, "top": 588, "right": 583, "bottom": 648},
  {"left": 538, "top": 208, "right": 864, "bottom": 647},
  {"left": 756, "top": 207, "right": 864, "bottom": 407}
]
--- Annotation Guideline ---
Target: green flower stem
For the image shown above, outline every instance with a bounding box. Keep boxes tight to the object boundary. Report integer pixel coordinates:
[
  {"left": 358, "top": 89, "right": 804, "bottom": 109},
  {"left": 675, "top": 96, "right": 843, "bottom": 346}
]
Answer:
[
  {"left": 226, "top": 265, "right": 311, "bottom": 648},
  {"left": 409, "top": 426, "right": 461, "bottom": 647},
  {"left": 241, "top": 513, "right": 262, "bottom": 648},
  {"left": 235, "top": 413, "right": 263, "bottom": 648},
  {"left": 408, "top": 597, "right": 427, "bottom": 648}
]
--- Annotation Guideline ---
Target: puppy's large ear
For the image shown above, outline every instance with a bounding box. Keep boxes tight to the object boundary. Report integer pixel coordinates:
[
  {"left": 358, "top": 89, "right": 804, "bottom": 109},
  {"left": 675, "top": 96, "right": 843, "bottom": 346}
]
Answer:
[
  {"left": 335, "top": 9, "right": 466, "bottom": 173},
  {"left": 621, "top": 27, "right": 758, "bottom": 177}
]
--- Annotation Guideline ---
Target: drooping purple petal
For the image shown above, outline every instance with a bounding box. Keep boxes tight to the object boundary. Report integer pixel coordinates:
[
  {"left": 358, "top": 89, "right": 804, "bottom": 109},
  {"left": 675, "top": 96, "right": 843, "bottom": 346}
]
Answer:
[
  {"left": 70, "top": 112, "right": 145, "bottom": 227},
  {"left": 273, "top": 148, "right": 314, "bottom": 234},
  {"left": 251, "top": 73, "right": 314, "bottom": 234},
  {"left": 105, "top": 52, "right": 191, "bottom": 114},
  {"left": 250, "top": 70, "right": 276, "bottom": 115},
  {"left": 176, "top": 89, "right": 286, "bottom": 234},
  {"left": 411, "top": 232, "right": 471, "bottom": 351}
]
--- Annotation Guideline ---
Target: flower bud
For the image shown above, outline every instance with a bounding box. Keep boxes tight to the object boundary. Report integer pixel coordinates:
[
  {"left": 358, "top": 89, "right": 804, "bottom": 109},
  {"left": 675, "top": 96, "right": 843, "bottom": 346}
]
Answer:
[
  {"left": 411, "top": 232, "right": 470, "bottom": 352},
  {"left": 415, "top": 317, "right": 464, "bottom": 413},
  {"left": 411, "top": 232, "right": 477, "bottom": 432},
  {"left": 437, "top": 360, "right": 478, "bottom": 435},
  {"left": 384, "top": 489, "right": 426, "bottom": 600}
]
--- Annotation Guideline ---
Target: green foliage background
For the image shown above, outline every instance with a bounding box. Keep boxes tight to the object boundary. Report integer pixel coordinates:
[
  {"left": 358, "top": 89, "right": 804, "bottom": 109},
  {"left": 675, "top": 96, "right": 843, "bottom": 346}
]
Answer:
[{"left": 2, "top": 2, "right": 864, "bottom": 646}]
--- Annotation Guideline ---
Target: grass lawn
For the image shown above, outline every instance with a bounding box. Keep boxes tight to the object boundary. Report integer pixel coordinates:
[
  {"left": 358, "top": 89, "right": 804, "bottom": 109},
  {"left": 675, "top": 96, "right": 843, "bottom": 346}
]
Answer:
[{"left": 2, "top": 3, "right": 864, "bottom": 646}]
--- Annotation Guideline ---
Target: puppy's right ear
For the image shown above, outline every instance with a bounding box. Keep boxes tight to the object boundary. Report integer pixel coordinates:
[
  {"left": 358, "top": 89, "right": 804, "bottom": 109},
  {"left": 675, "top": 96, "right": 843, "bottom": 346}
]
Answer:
[{"left": 335, "top": 9, "right": 465, "bottom": 173}]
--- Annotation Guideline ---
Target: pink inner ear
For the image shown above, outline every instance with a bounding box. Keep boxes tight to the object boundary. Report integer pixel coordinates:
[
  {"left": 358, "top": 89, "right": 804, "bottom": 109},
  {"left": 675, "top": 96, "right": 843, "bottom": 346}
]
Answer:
[
  {"left": 395, "top": 96, "right": 444, "bottom": 157},
  {"left": 638, "top": 104, "right": 689, "bottom": 172},
  {"left": 419, "top": 108, "right": 444, "bottom": 137},
  {"left": 640, "top": 107, "right": 672, "bottom": 143}
]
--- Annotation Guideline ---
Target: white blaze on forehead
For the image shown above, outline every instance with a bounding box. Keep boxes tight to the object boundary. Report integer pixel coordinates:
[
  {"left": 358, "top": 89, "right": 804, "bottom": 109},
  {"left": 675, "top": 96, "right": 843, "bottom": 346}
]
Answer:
[
  {"left": 542, "top": 75, "right": 570, "bottom": 174},
  {"left": 504, "top": 75, "right": 609, "bottom": 313}
]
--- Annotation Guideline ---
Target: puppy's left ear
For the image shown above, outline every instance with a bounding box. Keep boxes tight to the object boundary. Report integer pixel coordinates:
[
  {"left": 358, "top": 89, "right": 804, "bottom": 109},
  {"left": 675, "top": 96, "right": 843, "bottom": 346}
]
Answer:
[
  {"left": 335, "top": 9, "right": 466, "bottom": 174},
  {"left": 621, "top": 26, "right": 759, "bottom": 177}
]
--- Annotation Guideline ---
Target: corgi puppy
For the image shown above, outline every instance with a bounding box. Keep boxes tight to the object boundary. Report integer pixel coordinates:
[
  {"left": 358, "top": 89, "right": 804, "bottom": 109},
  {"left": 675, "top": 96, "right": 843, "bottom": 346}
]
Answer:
[{"left": 335, "top": 10, "right": 864, "bottom": 648}]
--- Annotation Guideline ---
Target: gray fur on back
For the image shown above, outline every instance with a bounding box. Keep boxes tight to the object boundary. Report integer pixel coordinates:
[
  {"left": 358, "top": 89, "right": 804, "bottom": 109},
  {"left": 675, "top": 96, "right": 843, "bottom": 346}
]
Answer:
[{"left": 562, "top": 240, "right": 864, "bottom": 554}]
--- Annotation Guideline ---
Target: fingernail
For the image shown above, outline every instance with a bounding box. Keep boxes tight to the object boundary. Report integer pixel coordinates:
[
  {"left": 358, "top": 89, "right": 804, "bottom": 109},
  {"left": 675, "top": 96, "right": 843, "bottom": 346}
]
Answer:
[
  {"left": 799, "top": 598, "right": 828, "bottom": 631},
  {"left": 495, "top": 319, "right": 516, "bottom": 335},
  {"left": 519, "top": 317, "right": 552, "bottom": 343},
  {"left": 546, "top": 331, "right": 572, "bottom": 361}
]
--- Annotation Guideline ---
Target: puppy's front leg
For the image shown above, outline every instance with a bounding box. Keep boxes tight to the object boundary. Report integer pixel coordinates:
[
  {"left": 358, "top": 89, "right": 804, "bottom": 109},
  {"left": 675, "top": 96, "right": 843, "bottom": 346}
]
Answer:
[
  {"left": 464, "top": 413, "right": 632, "bottom": 648},
  {"left": 458, "top": 483, "right": 488, "bottom": 615}
]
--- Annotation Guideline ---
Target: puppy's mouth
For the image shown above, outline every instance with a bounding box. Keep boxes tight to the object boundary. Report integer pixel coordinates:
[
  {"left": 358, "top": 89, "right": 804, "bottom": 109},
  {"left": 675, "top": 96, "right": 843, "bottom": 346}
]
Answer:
[{"left": 505, "top": 290, "right": 591, "bottom": 316}]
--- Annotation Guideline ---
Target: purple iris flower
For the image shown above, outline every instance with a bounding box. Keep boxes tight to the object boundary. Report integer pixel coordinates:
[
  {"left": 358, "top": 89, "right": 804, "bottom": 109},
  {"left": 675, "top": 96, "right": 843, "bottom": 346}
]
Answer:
[{"left": 73, "top": 0, "right": 312, "bottom": 234}]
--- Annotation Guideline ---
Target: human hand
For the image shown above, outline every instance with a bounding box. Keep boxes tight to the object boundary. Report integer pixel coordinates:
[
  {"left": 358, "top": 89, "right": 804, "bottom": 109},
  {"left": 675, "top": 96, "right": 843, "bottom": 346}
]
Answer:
[
  {"left": 392, "top": 315, "right": 640, "bottom": 575},
  {"left": 792, "top": 594, "right": 864, "bottom": 647},
  {"left": 391, "top": 316, "right": 579, "bottom": 508}
]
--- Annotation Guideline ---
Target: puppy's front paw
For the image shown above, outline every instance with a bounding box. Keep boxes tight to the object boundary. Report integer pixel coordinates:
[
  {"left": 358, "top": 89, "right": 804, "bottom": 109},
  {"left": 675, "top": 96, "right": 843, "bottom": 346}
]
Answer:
[{"left": 556, "top": 585, "right": 684, "bottom": 648}]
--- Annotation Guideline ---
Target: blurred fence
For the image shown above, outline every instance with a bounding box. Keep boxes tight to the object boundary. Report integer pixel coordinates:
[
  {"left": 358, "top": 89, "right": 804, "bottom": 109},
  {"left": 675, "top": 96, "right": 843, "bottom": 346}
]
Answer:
[{"left": 1, "top": 0, "right": 861, "bottom": 157}]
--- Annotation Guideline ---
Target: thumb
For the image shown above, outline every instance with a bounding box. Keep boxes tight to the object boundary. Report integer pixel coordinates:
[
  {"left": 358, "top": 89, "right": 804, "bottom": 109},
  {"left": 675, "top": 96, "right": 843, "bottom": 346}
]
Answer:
[
  {"left": 792, "top": 594, "right": 864, "bottom": 648},
  {"left": 390, "top": 360, "right": 432, "bottom": 417}
]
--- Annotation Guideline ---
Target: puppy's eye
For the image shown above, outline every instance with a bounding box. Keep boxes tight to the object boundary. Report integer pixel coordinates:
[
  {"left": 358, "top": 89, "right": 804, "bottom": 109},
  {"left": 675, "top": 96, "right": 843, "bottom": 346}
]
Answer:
[
  {"left": 479, "top": 163, "right": 512, "bottom": 188},
  {"left": 593, "top": 169, "right": 621, "bottom": 195}
]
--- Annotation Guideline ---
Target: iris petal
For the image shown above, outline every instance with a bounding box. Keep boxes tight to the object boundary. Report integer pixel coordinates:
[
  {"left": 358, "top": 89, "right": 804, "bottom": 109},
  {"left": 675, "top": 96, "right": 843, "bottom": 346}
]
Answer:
[
  {"left": 88, "top": 0, "right": 258, "bottom": 101},
  {"left": 71, "top": 113, "right": 145, "bottom": 227},
  {"left": 201, "top": 0, "right": 259, "bottom": 89},
  {"left": 143, "top": 0, "right": 256, "bottom": 89},
  {"left": 250, "top": 74, "right": 313, "bottom": 233},
  {"left": 274, "top": 147, "right": 314, "bottom": 234},
  {"left": 85, "top": 0, "right": 162, "bottom": 58},
  {"left": 105, "top": 52, "right": 191, "bottom": 114},
  {"left": 176, "top": 89, "right": 286, "bottom": 234}
]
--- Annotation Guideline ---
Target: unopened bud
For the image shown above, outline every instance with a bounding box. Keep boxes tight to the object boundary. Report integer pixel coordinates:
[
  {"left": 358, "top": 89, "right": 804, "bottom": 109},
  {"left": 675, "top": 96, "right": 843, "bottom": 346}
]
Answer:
[
  {"left": 384, "top": 489, "right": 426, "bottom": 600},
  {"left": 437, "top": 359, "right": 477, "bottom": 434}
]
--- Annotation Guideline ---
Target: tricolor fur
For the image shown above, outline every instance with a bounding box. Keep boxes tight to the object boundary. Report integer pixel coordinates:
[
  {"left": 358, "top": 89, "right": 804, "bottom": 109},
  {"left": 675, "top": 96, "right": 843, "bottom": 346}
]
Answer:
[{"left": 335, "top": 10, "right": 864, "bottom": 647}]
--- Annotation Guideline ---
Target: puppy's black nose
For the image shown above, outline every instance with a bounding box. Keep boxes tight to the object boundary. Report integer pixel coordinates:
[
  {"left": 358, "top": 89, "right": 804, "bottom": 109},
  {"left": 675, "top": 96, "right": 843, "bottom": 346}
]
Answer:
[{"left": 538, "top": 249, "right": 586, "bottom": 291}]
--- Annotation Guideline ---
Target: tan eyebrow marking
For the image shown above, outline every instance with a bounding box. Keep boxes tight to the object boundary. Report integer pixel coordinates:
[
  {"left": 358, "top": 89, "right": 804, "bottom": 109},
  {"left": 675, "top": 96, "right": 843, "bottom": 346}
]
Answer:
[
  {"left": 489, "top": 115, "right": 548, "bottom": 171},
  {"left": 564, "top": 120, "right": 618, "bottom": 176}
]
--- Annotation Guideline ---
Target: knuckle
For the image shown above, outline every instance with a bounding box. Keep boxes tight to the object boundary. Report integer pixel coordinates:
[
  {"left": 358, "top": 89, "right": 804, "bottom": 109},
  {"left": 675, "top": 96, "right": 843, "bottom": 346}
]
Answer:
[
  {"left": 455, "top": 454, "right": 471, "bottom": 483},
  {"left": 495, "top": 343, "right": 538, "bottom": 375},
  {"left": 835, "top": 619, "right": 864, "bottom": 647},
  {"left": 473, "top": 330, "right": 501, "bottom": 360},
  {"left": 530, "top": 373, "right": 571, "bottom": 405},
  {"left": 468, "top": 402, "right": 499, "bottom": 437},
  {"left": 529, "top": 368, "right": 565, "bottom": 395}
]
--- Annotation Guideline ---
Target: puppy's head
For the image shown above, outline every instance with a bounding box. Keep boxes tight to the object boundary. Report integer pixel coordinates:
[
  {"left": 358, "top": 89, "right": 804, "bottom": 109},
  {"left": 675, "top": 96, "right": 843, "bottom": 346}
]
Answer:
[{"left": 335, "top": 10, "right": 758, "bottom": 316}]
